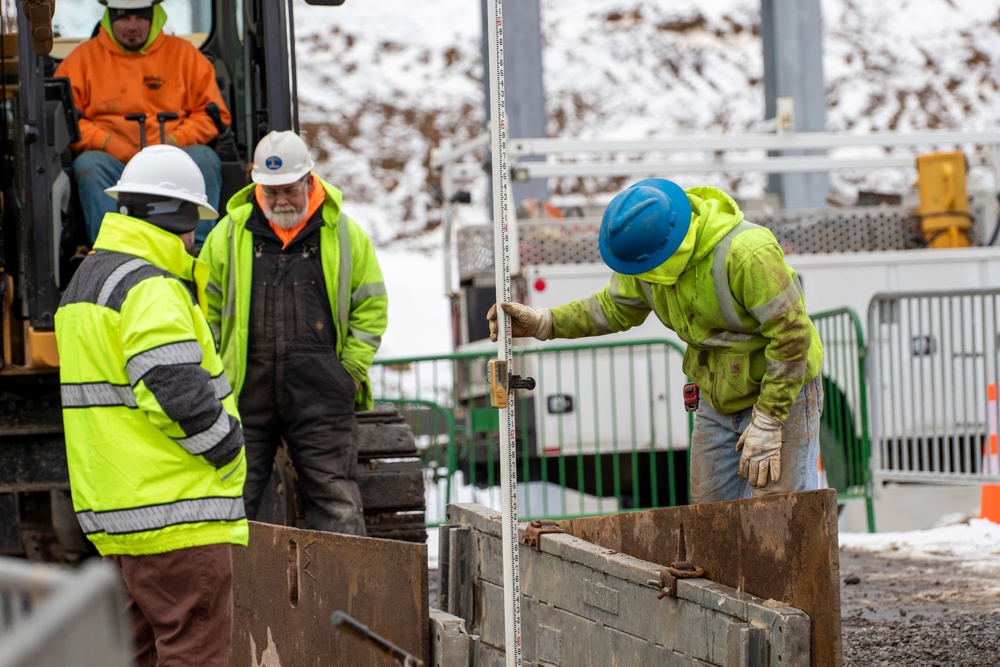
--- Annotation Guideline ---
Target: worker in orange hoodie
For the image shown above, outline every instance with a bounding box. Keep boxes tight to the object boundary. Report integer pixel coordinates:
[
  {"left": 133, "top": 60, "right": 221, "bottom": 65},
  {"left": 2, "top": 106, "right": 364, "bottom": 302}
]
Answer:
[{"left": 54, "top": 0, "right": 231, "bottom": 248}]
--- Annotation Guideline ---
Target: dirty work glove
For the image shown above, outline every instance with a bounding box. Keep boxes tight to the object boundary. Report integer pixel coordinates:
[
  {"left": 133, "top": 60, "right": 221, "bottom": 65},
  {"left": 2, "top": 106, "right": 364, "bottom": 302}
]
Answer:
[
  {"left": 736, "top": 406, "right": 785, "bottom": 487},
  {"left": 487, "top": 302, "right": 552, "bottom": 342}
]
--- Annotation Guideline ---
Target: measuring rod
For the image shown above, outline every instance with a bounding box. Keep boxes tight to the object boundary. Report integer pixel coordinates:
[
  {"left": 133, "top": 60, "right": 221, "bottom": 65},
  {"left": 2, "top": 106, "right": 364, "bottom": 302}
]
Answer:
[{"left": 486, "top": 0, "right": 522, "bottom": 664}]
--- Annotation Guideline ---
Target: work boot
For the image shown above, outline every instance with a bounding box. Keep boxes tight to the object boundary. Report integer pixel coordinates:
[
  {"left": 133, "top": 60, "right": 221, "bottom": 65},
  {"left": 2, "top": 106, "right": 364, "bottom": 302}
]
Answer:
[{"left": 21, "top": 0, "right": 55, "bottom": 57}]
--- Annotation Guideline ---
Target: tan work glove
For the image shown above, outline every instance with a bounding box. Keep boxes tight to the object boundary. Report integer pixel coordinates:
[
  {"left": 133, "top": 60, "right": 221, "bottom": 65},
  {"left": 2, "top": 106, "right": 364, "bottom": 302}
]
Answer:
[
  {"left": 736, "top": 406, "right": 785, "bottom": 487},
  {"left": 487, "top": 302, "right": 553, "bottom": 342}
]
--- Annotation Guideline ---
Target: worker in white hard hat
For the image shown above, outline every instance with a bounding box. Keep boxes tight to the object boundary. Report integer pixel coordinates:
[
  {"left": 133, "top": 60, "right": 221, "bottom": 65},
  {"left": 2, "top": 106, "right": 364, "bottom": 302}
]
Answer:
[
  {"left": 55, "top": 144, "right": 247, "bottom": 667},
  {"left": 201, "top": 130, "right": 387, "bottom": 535},
  {"left": 488, "top": 179, "right": 825, "bottom": 503},
  {"left": 55, "top": 0, "right": 232, "bottom": 248}
]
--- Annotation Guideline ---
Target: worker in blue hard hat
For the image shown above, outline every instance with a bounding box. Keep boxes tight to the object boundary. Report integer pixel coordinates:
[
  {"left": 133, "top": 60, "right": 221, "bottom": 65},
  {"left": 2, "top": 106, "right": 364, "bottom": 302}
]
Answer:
[{"left": 487, "top": 179, "right": 824, "bottom": 503}]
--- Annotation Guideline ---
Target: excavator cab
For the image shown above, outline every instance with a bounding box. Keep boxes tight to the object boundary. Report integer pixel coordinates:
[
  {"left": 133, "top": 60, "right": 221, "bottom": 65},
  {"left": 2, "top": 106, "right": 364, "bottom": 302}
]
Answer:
[{"left": 1, "top": 0, "right": 314, "bottom": 373}]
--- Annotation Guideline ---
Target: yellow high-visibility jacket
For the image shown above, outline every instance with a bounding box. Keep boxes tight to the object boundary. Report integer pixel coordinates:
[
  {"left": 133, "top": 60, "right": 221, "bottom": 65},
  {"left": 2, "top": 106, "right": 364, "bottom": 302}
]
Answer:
[
  {"left": 201, "top": 176, "right": 388, "bottom": 410},
  {"left": 55, "top": 214, "right": 248, "bottom": 556},
  {"left": 551, "top": 186, "right": 823, "bottom": 422}
]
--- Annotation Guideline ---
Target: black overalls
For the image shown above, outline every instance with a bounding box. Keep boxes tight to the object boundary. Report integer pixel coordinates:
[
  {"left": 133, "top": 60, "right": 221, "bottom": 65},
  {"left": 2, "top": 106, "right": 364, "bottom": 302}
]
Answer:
[{"left": 238, "top": 203, "right": 366, "bottom": 535}]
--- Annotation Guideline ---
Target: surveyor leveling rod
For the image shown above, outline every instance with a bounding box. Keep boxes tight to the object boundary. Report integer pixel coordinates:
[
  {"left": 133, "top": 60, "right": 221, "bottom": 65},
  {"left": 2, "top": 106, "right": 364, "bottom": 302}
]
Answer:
[{"left": 485, "top": 0, "right": 522, "bottom": 665}]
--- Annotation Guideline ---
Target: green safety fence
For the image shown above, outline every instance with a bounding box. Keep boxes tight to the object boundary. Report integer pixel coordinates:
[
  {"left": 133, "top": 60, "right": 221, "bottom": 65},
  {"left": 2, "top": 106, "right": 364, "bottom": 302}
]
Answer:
[
  {"left": 810, "top": 306, "right": 876, "bottom": 532},
  {"left": 370, "top": 338, "right": 691, "bottom": 526},
  {"left": 373, "top": 312, "right": 875, "bottom": 533}
]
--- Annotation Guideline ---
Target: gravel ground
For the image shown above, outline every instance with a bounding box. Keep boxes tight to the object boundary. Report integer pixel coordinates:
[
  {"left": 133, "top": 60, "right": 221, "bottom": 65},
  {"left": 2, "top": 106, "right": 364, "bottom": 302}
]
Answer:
[{"left": 839, "top": 548, "right": 1000, "bottom": 666}]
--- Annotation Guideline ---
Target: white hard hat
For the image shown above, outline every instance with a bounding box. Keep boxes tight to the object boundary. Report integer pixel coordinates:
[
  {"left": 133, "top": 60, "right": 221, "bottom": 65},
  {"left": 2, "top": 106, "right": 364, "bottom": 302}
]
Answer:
[
  {"left": 99, "top": 1, "right": 162, "bottom": 8},
  {"left": 105, "top": 145, "right": 218, "bottom": 220},
  {"left": 251, "top": 131, "right": 315, "bottom": 186}
]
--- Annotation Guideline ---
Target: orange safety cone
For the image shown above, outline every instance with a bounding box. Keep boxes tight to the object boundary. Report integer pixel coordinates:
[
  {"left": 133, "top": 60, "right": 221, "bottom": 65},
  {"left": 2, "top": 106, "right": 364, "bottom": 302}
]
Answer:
[{"left": 981, "top": 383, "right": 1000, "bottom": 524}]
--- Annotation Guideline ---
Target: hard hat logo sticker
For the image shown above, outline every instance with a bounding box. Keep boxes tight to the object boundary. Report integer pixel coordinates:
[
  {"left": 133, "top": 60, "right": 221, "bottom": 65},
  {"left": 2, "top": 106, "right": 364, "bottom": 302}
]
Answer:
[{"left": 265, "top": 156, "right": 283, "bottom": 170}]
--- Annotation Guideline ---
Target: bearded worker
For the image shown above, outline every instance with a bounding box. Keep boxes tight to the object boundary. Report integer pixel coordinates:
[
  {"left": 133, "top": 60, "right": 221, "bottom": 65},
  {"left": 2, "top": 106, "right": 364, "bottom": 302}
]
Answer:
[{"left": 200, "top": 130, "right": 388, "bottom": 535}]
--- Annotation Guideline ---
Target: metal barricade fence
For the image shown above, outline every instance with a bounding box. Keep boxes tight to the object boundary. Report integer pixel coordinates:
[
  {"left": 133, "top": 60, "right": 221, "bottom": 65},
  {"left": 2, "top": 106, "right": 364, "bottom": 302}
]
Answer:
[
  {"left": 370, "top": 338, "right": 691, "bottom": 525},
  {"left": 867, "top": 288, "right": 1000, "bottom": 486},
  {"left": 0, "top": 557, "right": 130, "bottom": 667},
  {"left": 810, "top": 307, "right": 876, "bottom": 532}
]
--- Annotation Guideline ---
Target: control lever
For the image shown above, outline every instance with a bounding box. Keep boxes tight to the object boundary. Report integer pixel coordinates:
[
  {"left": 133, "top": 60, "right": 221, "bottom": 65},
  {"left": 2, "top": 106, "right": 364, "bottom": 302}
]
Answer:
[
  {"left": 124, "top": 113, "right": 147, "bottom": 148},
  {"left": 156, "top": 112, "right": 178, "bottom": 144},
  {"left": 205, "top": 102, "right": 239, "bottom": 161}
]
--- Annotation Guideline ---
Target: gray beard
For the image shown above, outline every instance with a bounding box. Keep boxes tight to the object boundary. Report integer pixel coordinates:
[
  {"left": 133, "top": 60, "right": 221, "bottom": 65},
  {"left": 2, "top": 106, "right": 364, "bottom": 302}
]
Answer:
[{"left": 266, "top": 206, "right": 305, "bottom": 229}]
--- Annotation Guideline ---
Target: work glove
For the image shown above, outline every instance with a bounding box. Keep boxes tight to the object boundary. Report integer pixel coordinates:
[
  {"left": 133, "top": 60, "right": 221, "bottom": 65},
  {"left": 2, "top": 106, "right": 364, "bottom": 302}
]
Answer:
[
  {"left": 736, "top": 406, "right": 785, "bottom": 488},
  {"left": 487, "top": 302, "right": 553, "bottom": 342}
]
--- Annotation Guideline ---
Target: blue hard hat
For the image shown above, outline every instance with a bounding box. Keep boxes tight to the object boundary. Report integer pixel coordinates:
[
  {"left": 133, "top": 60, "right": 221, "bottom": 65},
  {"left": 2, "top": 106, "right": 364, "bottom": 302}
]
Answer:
[{"left": 598, "top": 179, "right": 692, "bottom": 275}]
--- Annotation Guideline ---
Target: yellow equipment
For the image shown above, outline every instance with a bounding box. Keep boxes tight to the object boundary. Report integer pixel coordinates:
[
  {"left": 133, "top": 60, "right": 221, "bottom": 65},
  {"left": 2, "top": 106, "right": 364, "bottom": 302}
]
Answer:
[{"left": 916, "top": 150, "right": 973, "bottom": 248}]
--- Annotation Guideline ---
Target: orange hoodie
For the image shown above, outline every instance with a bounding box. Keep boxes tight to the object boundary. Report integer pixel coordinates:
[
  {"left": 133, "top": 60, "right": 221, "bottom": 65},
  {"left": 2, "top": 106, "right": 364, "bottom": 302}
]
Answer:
[{"left": 54, "top": 13, "right": 231, "bottom": 163}]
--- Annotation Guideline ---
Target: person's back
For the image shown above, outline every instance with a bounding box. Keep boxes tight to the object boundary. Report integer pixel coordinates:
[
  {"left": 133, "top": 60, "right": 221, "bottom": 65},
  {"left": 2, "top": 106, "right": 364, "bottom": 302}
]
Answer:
[
  {"left": 55, "top": 143, "right": 247, "bottom": 667},
  {"left": 54, "top": 0, "right": 230, "bottom": 247}
]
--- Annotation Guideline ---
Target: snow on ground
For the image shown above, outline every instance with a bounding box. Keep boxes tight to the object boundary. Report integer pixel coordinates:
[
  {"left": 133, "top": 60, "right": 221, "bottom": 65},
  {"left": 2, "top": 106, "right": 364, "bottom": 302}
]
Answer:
[{"left": 840, "top": 515, "right": 1000, "bottom": 574}]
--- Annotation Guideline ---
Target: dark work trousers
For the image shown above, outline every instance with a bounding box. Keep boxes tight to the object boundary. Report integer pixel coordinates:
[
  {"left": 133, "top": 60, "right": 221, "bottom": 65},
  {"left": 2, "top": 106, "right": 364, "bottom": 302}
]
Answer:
[
  {"left": 107, "top": 544, "right": 234, "bottom": 667},
  {"left": 238, "top": 213, "right": 366, "bottom": 535}
]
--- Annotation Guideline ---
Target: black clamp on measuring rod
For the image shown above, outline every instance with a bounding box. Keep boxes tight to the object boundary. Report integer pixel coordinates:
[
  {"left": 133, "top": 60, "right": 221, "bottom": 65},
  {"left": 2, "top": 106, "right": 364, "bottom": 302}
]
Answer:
[{"left": 487, "top": 359, "right": 536, "bottom": 409}]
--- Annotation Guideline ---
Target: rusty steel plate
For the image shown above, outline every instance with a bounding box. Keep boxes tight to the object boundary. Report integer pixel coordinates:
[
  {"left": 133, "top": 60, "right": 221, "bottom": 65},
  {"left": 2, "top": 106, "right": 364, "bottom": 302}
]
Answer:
[
  {"left": 559, "top": 489, "right": 842, "bottom": 667},
  {"left": 230, "top": 521, "right": 428, "bottom": 667}
]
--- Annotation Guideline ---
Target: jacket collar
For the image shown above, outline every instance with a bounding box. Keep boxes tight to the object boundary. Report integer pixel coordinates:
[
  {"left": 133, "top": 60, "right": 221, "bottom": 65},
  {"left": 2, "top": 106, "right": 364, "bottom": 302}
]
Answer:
[{"left": 93, "top": 213, "right": 209, "bottom": 315}]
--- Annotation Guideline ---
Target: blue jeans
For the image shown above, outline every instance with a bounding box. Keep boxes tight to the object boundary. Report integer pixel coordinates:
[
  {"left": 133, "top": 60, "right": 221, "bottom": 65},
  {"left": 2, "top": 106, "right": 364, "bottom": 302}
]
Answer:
[
  {"left": 688, "top": 377, "right": 823, "bottom": 504},
  {"left": 73, "top": 145, "right": 222, "bottom": 246}
]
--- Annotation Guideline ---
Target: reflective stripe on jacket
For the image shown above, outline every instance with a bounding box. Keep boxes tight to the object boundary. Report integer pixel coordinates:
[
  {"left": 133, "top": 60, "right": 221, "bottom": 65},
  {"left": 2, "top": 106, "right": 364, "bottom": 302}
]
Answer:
[
  {"left": 53, "top": 5, "right": 231, "bottom": 162},
  {"left": 200, "top": 176, "right": 388, "bottom": 410},
  {"left": 55, "top": 214, "right": 248, "bottom": 556},
  {"left": 550, "top": 186, "right": 823, "bottom": 422}
]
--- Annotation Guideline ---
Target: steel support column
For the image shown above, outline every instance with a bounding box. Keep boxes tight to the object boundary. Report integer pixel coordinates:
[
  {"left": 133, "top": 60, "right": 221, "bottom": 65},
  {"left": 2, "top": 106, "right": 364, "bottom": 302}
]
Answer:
[
  {"left": 762, "top": 0, "right": 830, "bottom": 209},
  {"left": 479, "top": 0, "right": 548, "bottom": 217}
]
